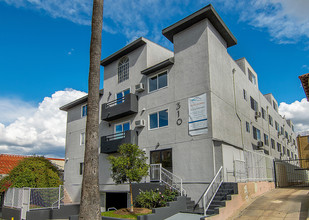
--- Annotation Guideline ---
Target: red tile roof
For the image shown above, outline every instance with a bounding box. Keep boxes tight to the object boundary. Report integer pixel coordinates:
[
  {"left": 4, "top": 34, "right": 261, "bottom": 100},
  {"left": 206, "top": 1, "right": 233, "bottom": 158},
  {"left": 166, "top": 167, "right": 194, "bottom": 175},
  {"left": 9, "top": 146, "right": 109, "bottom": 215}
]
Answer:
[
  {"left": 0, "top": 154, "right": 27, "bottom": 175},
  {"left": 0, "top": 154, "right": 65, "bottom": 175}
]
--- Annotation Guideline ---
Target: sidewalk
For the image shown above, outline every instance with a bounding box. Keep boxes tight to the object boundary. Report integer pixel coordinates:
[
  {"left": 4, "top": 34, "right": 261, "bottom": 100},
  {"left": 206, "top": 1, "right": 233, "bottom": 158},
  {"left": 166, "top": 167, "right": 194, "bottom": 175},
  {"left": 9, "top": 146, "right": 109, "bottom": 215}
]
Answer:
[{"left": 231, "top": 187, "right": 309, "bottom": 220}]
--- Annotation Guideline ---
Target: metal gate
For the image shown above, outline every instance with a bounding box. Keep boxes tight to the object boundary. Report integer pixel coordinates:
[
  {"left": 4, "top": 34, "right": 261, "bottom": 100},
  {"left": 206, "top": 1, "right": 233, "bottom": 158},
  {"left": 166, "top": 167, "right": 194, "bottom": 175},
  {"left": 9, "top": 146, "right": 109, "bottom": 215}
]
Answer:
[{"left": 274, "top": 159, "right": 309, "bottom": 187}]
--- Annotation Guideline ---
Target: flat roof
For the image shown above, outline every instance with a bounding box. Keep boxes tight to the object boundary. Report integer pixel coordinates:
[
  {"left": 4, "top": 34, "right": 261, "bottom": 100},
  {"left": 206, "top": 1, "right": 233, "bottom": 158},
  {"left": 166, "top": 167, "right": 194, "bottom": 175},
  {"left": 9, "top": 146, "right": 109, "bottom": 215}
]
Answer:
[
  {"left": 299, "top": 73, "right": 309, "bottom": 101},
  {"left": 141, "top": 57, "right": 174, "bottom": 75},
  {"left": 162, "top": 4, "right": 237, "bottom": 48},
  {"left": 60, "top": 89, "right": 104, "bottom": 111},
  {"left": 101, "top": 37, "right": 147, "bottom": 66}
]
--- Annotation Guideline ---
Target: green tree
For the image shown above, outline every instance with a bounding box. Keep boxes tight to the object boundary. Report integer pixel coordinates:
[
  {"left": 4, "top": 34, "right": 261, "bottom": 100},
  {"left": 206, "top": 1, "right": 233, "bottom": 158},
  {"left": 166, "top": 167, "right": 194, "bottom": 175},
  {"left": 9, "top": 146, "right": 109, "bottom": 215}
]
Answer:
[
  {"left": 0, "top": 156, "right": 62, "bottom": 192},
  {"left": 79, "top": 0, "right": 103, "bottom": 219},
  {"left": 108, "top": 144, "right": 149, "bottom": 212}
]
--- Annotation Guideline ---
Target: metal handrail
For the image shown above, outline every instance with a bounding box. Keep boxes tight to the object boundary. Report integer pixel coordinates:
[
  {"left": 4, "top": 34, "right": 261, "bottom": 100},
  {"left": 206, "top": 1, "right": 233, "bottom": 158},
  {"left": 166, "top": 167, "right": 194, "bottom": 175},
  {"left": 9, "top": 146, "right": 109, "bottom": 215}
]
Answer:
[
  {"left": 202, "top": 166, "right": 223, "bottom": 216},
  {"left": 150, "top": 164, "right": 186, "bottom": 196}
]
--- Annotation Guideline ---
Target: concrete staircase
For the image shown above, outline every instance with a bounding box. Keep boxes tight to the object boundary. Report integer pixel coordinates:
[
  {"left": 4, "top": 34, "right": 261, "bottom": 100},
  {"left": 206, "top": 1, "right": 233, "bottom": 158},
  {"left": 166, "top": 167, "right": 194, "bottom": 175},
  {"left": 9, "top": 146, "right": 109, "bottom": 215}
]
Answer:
[
  {"left": 182, "top": 183, "right": 238, "bottom": 217},
  {"left": 62, "top": 188, "right": 73, "bottom": 204}
]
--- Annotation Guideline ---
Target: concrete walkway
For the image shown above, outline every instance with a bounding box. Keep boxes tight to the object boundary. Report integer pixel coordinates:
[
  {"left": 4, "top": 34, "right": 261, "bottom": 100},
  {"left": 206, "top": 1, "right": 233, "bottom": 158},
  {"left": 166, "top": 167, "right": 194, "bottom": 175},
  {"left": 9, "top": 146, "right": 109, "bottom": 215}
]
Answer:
[{"left": 231, "top": 187, "right": 309, "bottom": 220}]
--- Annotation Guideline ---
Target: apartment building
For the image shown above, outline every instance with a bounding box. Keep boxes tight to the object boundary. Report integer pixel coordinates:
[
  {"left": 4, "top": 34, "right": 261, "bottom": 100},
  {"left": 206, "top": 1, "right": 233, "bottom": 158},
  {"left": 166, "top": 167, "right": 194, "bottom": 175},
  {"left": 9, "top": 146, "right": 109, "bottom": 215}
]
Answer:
[
  {"left": 297, "top": 131, "right": 309, "bottom": 169},
  {"left": 60, "top": 4, "right": 298, "bottom": 209}
]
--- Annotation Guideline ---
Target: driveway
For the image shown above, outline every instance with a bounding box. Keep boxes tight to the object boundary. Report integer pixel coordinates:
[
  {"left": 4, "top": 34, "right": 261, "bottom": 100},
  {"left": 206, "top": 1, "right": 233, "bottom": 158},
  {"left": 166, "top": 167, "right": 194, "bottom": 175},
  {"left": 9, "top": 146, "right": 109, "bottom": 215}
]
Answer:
[{"left": 232, "top": 187, "right": 309, "bottom": 220}]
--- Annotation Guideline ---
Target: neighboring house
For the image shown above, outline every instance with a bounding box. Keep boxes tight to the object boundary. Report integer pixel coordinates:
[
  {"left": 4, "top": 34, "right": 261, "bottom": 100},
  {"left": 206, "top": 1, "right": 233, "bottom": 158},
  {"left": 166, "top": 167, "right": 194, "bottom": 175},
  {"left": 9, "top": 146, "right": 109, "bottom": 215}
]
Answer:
[
  {"left": 0, "top": 154, "right": 65, "bottom": 180},
  {"left": 61, "top": 4, "right": 299, "bottom": 211},
  {"left": 297, "top": 131, "right": 309, "bottom": 169},
  {"left": 299, "top": 73, "right": 309, "bottom": 101}
]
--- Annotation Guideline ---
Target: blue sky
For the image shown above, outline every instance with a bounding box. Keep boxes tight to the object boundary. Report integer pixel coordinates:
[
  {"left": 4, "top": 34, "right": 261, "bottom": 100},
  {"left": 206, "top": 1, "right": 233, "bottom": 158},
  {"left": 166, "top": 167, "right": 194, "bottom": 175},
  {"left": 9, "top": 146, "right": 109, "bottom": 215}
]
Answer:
[{"left": 0, "top": 0, "right": 309, "bottom": 157}]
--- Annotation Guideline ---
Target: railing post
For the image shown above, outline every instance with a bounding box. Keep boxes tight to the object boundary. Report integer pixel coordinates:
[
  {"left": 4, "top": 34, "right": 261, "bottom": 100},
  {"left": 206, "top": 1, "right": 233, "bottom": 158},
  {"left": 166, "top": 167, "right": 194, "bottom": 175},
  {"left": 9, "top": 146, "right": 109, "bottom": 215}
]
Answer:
[
  {"left": 180, "top": 180, "right": 183, "bottom": 196},
  {"left": 58, "top": 185, "right": 61, "bottom": 209},
  {"left": 159, "top": 164, "right": 162, "bottom": 183}
]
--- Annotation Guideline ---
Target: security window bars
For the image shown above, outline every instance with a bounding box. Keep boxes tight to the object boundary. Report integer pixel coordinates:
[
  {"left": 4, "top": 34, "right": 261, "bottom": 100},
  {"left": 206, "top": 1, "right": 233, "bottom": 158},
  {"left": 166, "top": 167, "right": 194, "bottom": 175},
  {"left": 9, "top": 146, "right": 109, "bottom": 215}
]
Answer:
[
  {"left": 149, "top": 71, "right": 167, "bottom": 92},
  {"left": 81, "top": 104, "right": 87, "bottom": 117},
  {"left": 149, "top": 109, "right": 168, "bottom": 129},
  {"left": 118, "top": 57, "right": 129, "bottom": 83},
  {"left": 252, "top": 126, "right": 261, "bottom": 140}
]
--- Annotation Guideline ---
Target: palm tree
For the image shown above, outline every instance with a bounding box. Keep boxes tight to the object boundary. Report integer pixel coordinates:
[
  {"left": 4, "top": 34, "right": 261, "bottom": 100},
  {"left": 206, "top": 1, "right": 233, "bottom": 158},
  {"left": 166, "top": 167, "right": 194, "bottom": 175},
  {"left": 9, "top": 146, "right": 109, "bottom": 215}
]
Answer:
[{"left": 79, "top": 0, "right": 103, "bottom": 219}]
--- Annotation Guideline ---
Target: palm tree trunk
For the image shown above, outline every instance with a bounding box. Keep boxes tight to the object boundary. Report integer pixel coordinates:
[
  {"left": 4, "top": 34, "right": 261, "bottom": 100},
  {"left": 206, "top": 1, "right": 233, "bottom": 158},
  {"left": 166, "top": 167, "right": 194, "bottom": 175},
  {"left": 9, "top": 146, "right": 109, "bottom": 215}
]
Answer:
[{"left": 79, "top": 0, "right": 103, "bottom": 219}]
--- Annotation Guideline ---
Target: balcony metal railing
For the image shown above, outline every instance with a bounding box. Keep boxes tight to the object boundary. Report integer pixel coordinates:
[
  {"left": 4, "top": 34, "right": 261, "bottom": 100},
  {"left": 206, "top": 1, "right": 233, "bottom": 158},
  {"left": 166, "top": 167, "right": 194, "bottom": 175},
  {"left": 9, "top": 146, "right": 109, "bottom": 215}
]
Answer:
[
  {"left": 104, "top": 131, "right": 126, "bottom": 141},
  {"left": 105, "top": 96, "right": 125, "bottom": 109},
  {"left": 101, "top": 130, "right": 137, "bottom": 154}
]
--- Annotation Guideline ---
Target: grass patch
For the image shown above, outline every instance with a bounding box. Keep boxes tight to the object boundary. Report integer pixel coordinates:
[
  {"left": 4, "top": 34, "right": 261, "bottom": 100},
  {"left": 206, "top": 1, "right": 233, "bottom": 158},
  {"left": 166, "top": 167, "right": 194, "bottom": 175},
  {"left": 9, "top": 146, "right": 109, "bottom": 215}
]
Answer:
[{"left": 102, "top": 208, "right": 152, "bottom": 219}]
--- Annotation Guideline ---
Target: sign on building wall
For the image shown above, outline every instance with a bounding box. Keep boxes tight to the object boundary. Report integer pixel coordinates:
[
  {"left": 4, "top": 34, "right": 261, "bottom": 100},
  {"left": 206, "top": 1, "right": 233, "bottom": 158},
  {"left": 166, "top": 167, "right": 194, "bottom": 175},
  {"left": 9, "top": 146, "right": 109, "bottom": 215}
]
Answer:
[{"left": 188, "top": 93, "right": 208, "bottom": 136}]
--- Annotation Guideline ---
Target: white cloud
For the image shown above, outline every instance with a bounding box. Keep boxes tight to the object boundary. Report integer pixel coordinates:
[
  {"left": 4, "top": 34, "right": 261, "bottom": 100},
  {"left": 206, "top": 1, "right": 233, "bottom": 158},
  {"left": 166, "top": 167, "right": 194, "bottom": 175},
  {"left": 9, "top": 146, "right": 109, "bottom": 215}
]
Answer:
[
  {"left": 217, "top": 0, "right": 309, "bottom": 44},
  {"left": 279, "top": 98, "right": 309, "bottom": 133},
  {"left": 0, "top": 89, "right": 86, "bottom": 158},
  {"left": 2, "top": 0, "right": 196, "bottom": 45}
]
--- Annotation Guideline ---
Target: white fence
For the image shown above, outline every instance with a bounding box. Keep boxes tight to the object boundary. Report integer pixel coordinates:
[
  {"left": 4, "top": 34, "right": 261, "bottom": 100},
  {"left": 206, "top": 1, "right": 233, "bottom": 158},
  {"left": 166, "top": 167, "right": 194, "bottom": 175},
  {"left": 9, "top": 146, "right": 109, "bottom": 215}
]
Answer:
[
  {"left": 234, "top": 150, "right": 275, "bottom": 182},
  {"left": 4, "top": 186, "right": 64, "bottom": 214}
]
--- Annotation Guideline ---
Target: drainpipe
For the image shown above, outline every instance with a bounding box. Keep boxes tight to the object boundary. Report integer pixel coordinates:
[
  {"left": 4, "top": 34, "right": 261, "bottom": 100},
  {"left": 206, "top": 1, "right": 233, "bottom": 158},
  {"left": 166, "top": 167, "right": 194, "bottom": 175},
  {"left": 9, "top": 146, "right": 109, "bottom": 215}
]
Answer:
[
  {"left": 232, "top": 68, "right": 244, "bottom": 149},
  {"left": 266, "top": 106, "right": 272, "bottom": 156}
]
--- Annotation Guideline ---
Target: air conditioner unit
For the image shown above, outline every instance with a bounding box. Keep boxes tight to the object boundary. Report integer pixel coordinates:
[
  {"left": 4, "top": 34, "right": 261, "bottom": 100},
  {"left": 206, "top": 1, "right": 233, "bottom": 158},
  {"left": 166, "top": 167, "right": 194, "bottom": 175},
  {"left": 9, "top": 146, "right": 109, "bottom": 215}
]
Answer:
[
  {"left": 135, "top": 83, "right": 145, "bottom": 92},
  {"left": 135, "top": 119, "right": 145, "bottom": 128},
  {"left": 255, "top": 111, "right": 261, "bottom": 118},
  {"left": 257, "top": 141, "right": 264, "bottom": 147}
]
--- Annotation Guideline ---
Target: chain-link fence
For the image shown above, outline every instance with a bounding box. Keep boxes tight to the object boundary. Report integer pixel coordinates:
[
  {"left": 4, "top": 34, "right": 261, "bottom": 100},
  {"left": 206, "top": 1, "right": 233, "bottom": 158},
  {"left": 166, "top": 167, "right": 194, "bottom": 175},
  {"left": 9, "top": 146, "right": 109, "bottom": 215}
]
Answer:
[
  {"left": 234, "top": 150, "right": 275, "bottom": 182},
  {"left": 4, "top": 185, "right": 64, "bottom": 210}
]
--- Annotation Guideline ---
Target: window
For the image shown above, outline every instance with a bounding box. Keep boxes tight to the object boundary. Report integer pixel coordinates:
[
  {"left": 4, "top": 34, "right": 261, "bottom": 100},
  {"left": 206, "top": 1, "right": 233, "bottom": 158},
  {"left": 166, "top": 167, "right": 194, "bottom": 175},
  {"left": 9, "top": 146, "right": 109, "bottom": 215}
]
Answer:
[
  {"left": 273, "top": 101, "right": 278, "bottom": 112},
  {"left": 150, "top": 149, "right": 172, "bottom": 172},
  {"left": 248, "top": 69, "right": 256, "bottom": 85},
  {"left": 291, "top": 152, "right": 293, "bottom": 158},
  {"left": 246, "top": 121, "right": 250, "bottom": 133},
  {"left": 149, "top": 109, "right": 168, "bottom": 129},
  {"left": 116, "top": 88, "right": 130, "bottom": 104},
  {"left": 275, "top": 121, "right": 279, "bottom": 132},
  {"left": 253, "top": 126, "right": 261, "bottom": 140},
  {"left": 115, "top": 122, "right": 130, "bottom": 133},
  {"left": 250, "top": 97, "right": 258, "bottom": 111},
  {"left": 282, "top": 146, "right": 286, "bottom": 155},
  {"left": 149, "top": 71, "right": 167, "bottom": 92},
  {"left": 243, "top": 89, "right": 247, "bottom": 101},
  {"left": 292, "top": 125, "right": 294, "bottom": 132},
  {"left": 80, "top": 132, "right": 85, "bottom": 145},
  {"left": 81, "top": 104, "right": 87, "bottom": 117},
  {"left": 118, "top": 57, "right": 129, "bottom": 83},
  {"left": 271, "top": 139, "right": 275, "bottom": 149},
  {"left": 285, "top": 131, "right": 288, "bottom": 139},
  {"left": 268, "top": 115, "right": 273, "bottom": 126},
  {"left": 261, "top": 108, "right": 266, "bottom": 119},
  {"left": 293, "top": 139, "right": 296, "bottom": 145},
  {"left": 287, "top": 149, "right": 290, "bottom": 157},
  {"left": 264, "top": 134, "right": 269, "bottom": 146},
  {"left": 277, "top": 143, "right": 281, "bottom": 152},
  {"left": 281, "top": 127, "right": 284, "bottom": 135},
  {"left": 80, "top": 163, "right": 84, "bottom": 175}
]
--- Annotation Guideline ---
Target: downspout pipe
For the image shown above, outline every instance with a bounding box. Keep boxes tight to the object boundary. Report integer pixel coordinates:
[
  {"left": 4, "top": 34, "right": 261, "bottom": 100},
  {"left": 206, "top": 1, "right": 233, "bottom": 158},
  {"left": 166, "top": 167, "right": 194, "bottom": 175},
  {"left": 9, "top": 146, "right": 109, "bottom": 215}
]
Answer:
[{"left": 232, "top": 68, "right": 244, "bottom": 149}]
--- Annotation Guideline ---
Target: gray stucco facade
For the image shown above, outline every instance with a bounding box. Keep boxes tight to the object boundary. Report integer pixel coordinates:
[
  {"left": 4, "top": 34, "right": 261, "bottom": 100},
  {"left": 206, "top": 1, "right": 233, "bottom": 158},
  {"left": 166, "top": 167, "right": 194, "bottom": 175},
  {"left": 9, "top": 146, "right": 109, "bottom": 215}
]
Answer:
[{"left": 61, "top": 4, "right": 298, "bottom": 211}]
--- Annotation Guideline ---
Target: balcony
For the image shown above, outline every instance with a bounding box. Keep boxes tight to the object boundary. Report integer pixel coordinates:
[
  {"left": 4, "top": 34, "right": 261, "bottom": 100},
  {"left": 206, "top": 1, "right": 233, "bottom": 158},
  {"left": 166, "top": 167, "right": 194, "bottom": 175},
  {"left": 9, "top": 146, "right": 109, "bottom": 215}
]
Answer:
[
  {"left": 101, "top": 93, "right": 138, "bottom": 121},
  {"left": 101, "top": 130, "right": 138, "bottom": 154}
]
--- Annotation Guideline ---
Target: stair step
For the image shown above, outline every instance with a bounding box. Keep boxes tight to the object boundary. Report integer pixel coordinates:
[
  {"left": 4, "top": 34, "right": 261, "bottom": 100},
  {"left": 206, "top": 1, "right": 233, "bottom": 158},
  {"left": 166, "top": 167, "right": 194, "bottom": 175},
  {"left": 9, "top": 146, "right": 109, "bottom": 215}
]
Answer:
[
  {"left": 206, "top": 208, "right": 219, "bottom": 215},
  {"left": 211, "top": 200, "right": 226, "bottom": 207},
  {"left": 213, "top": 194, "right": 231, "bottom": 201}
]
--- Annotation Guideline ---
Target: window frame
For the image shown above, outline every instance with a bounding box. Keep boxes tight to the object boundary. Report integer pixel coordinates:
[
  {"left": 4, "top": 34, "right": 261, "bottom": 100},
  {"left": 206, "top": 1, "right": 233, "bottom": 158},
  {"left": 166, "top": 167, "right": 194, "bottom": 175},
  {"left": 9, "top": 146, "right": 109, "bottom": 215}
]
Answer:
[
  {"left": 114, "top": 121, "right": 131, "bottom": 134},
  {"left": 116, "top": 88, "right": 130, "bottom": 104},
  {"left": 264, "top": 133, "right": 269, "bottom": 146},
  {"left": 81, "top": 104, "right": 87, "bottom": 117},
  {"left": 250, "top": 97, "right": 258, "bottom": 112},
  {"left": 118, "top": 56, "right": 129, "bottom": 83},
  {"left": 246, "top": 121, "right": 250, "bottom": 133},
  {"left": 148, "top": 109, "right": 169, "bottom": 130},
  {"left": 243, "top": 89, "right": 247, "bottom": 101},
  {"left": 80, "top": 132, "right": 85, "bottom": 145},
  {"left": 252, "top": 126, "right": 261, "bottom": 140},
  {"left": 148, "top": 71, "right": 168, "bottom": 93},
  {"left": 271, "top": 139, "right": 275, "bottom": 149}
]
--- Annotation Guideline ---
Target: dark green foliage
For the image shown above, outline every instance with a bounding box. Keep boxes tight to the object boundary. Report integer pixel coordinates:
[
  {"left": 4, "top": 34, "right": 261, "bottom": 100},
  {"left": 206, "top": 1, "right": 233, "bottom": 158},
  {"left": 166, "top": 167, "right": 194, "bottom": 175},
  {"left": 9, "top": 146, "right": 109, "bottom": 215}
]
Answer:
[
  {"left": 107, "top": 144, "right": 149, "bottom": 184},
  {"left": 0, "top": 156, "right": 62, "bottom": 191},
  {"left": 134, "top": 188, "right": 179, "bottom": 209}
]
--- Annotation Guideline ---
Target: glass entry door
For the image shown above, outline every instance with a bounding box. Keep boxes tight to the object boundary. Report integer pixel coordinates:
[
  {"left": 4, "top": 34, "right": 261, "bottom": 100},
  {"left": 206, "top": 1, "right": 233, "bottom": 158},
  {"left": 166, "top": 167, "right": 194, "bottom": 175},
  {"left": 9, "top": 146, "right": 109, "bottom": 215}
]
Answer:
[{"left": 150, "top": 149, "right": 172, "bottom": 182}]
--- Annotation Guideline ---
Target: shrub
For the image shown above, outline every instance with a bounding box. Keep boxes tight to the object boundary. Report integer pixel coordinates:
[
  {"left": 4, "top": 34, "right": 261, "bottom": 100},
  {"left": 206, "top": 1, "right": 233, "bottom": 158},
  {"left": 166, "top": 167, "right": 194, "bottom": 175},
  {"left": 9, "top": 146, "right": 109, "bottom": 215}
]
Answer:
[{"left": 134, "top": 188, "right": 179, "bottom": 209}]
